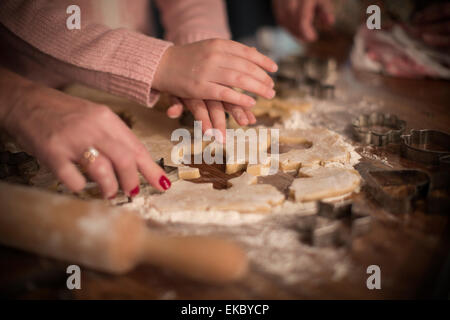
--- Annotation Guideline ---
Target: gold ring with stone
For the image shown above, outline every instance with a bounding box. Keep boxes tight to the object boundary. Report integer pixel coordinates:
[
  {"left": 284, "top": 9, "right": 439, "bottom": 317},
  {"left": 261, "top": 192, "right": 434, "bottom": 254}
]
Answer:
[{"left": 83, "top": 147, "right": 100, "bottom": 164}]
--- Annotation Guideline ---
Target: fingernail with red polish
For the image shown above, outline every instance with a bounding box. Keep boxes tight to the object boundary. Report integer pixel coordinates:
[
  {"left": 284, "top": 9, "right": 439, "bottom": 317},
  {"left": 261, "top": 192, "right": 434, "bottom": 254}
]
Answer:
[
  {"left": 159, "top": 176, "right": 171, "bottom": 190},
  {"left": 130, "top": 186, "right": 140, "bottom": 197}
]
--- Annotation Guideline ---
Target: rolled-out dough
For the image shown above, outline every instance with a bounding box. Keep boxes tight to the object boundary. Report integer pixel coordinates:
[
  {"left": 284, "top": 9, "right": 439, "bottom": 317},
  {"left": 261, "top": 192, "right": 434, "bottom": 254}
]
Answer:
[
  {"left": 289, "top": 166, "right": 361, "bottom": 202},
  {"left": 57, "top": 85, "right": 362, "bottom": 218},
  {"left": 148, "top": 172, "right": 285, "bottom": 214}
]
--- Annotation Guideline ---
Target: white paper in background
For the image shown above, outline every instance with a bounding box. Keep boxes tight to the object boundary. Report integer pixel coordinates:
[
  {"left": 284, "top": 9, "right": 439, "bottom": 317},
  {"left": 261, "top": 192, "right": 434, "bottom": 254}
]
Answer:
[{"left": 238, "top": 26, "right": 304, "bottom": 63}]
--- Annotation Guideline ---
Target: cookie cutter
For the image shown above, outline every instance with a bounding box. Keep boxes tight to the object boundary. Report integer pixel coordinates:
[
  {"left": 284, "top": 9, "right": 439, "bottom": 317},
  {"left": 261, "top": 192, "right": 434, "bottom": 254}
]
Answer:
[
  {"left": 401, "top": 129, "right": 450, "bottom": 165},
  {"left": 401, "top": 129, "right": 450, "bottom": 191},
  {"left": 310, "top": 83, "right": 335, "bottom": 99},
  {"left": 358, "top": 165, "right": 430, "bottom": 214},
  {"left": 307, "top": 201, "right": 372, "bottom": 248},
  {"left": 352, "top": 112, "right": 406, "bottom": 146},
  {"left": 156, "top": 158, "right": 177, "bottom": 174},
  {"left": 427, "top": 188, "right": 450, "bottom": 215},
  {"left": 0, "top": 151, "right": 38, "bottom": 180}
]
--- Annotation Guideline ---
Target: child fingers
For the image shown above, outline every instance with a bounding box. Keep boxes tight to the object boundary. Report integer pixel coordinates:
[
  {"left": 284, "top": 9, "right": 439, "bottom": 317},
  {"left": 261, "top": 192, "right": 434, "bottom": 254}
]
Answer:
[
  {"left": 183, "top": 98, "right": 213, "bottom": 133},
  {"left": 245, "top": 109, "right": 257, "bottom": 125},
  {"left": 167, "top": 96, "right": 184, "bottom": 119},
  {"left": 221, "top": 55, "right": 274, "bottom": 87},
  {"left": 203, "top": 83, "right": 256, "bottom": 108},
  {"left": 205, "top": 100, "right": 226, "bottom": 143},
  {"left": 167, "top": 104, "right": 184, "bottom": 119},
  {"left": 213, "top": 68, "right": 275, "bottom": 100},
  {"left": 223, "top": 40, "right": 278, "bottom": 73},
  {"left": 224, "top": 103, "right": 249, "bottom": 126}
]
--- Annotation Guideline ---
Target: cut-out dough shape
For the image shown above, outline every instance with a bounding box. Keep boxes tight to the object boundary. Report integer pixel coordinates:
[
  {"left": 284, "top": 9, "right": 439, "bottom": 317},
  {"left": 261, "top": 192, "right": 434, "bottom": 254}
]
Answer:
[
  {"left": 224, "top": 128, "right": 272, "bottom": 174},
  {"left": 289, "top": 166, "right": 361, "bottom": 202},
  {"left": 244, "top": 127, "right": 355, "bottom": 176},
  {"left": 276, "top": 128, "right": 351, "bottom": 171},
  {"left": 228, "top": 97, "right": 311, "bottom": 129},
  {"left": 148, "top": 172, "right": 285, "bottom": 213},
  {"left": 178, "top": 166, "right": 200, "bottom": 180}
]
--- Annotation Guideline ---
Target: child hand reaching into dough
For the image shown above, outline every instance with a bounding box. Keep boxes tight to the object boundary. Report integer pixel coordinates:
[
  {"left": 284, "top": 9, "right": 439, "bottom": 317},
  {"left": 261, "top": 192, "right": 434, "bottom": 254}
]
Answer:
[{"left": 154, "top": 39, "right": 278, "bottom": 139}]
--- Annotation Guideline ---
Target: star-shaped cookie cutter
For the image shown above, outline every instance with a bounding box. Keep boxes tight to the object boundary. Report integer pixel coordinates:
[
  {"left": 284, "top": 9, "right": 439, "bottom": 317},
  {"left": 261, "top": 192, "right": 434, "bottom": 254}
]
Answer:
[{"left": 292, "top": 200, "right": 372, "bottom": 248}]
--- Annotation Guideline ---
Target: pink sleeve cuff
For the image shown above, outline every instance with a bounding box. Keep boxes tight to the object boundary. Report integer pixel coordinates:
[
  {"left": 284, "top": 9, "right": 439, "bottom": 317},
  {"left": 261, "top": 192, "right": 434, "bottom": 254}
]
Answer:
[{"left": 107, "top": 30, "right": 173, "bottom": 107}]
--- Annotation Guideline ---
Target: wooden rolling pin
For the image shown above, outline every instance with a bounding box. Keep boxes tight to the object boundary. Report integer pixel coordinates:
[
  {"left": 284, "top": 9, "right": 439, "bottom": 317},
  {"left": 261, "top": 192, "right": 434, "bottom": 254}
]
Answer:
[{"left": 0, "top": 182, "right": 248, "bottom": 284}]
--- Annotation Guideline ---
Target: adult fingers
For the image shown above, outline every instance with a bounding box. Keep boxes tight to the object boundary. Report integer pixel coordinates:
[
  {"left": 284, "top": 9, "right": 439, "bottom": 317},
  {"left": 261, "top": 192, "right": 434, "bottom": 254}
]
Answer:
[
  {"left": 96, "top": 140, "right": 140, "bottom": 197},
  {"left": 105, "top": 122, "right": 171, "bottom": 192},
  {"left": 82, "top": 154, "right": 118, "bottom": 199},
  {"left": 183, "top": 98, "right": 213, "bottom": 133},
  {"left": 318, "top": 0, "right": 335, "bottom": 26},
  {"left": 48, "top": 155, "right": 86, "bottom": 193},
  {"left": 167, "top": 96, "right": 184, "bottom": 119},
  {"left": 298, "top": 0, "right": 317, "bottom": 41},
  {"left": 214, "top": 68, "right": 275, "bottom": 100},
  {"left": 224, "top": 103, "right": 249, "bottom": 126},
  {"left": 205, "top": 100, "right": 227, "bottom": 143},
  {"left": 135, "top": 144, "right": 171, "bottom": 192}
]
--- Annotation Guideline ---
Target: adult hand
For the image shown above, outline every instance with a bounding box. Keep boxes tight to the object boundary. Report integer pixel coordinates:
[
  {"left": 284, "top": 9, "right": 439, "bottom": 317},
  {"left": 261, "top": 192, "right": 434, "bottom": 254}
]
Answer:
[
  {"left": 272, "top": 0, "right": 335, "bottom": 42},
  {"left": 2, "top": 76, "right": 170, "bottom": 199},
  {"left": 410, "top": 2, "right": 450, "bottom": 48},
  {"left": 153, "top": 39, "right": 277, "bottom": 108}
]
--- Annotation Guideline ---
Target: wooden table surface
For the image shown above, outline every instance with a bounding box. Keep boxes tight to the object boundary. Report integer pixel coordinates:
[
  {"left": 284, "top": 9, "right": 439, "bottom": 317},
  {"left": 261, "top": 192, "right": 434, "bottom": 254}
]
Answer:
[{"left": 0, "top": 33, "right": 449, "bottom": 300}]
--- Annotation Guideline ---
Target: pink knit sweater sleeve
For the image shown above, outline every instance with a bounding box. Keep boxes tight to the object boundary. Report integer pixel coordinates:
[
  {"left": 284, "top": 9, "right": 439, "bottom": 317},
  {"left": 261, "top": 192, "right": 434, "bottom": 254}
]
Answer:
[
  {"left": 155, "top": 0, "right": 231, "bottom": 44},
  {"left": 0, "top": 0, "right": 172, "bottom": 107}
]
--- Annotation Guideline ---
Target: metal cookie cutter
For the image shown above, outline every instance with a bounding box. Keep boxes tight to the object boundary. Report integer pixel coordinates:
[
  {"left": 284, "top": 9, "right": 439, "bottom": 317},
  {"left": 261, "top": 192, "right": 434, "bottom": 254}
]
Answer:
[
  {"left": 352, "top": 112, "right": 406, "bottom": 146},
  {"left": 156, "top": 158, "right": 177, "bottom": 174},
  {"left": 310, "top": 201, "right": 372, "bottom": 248},
  {"left": 310, "top": 83, "right": 335, "bottom": 99},
  {"left": 358, "top": 166, "right": 430, "bottom": 214},
  {"left": 401, "top": 129, "right": 450, "bottom": 165},
  {"left": 401, "top": 129, "right": 450, "bottom": 191}
]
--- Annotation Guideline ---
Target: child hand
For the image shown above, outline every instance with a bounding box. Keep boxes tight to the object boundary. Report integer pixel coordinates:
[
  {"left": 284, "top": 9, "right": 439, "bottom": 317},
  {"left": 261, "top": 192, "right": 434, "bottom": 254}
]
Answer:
[
  {"left": 166, "top": 96, "right": 256, "bottom": 143},
  {"left": 153, "top": 39, "right": 278, "bottom": 108}
]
